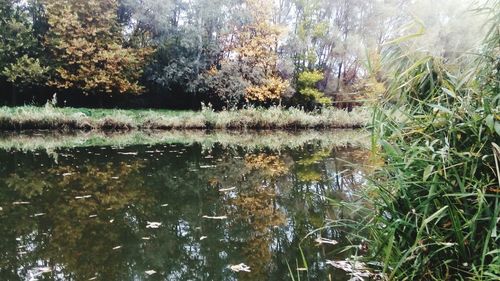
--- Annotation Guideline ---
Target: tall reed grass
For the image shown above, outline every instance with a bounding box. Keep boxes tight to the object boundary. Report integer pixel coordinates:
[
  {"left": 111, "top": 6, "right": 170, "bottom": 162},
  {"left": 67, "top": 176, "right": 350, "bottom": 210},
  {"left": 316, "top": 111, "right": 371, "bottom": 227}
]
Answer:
[
  {"left": 323, "top": 2, "right": 499, "bottom": 280},
  {"left": 365, "top": 2, "right": 500, "bottom": 280}
]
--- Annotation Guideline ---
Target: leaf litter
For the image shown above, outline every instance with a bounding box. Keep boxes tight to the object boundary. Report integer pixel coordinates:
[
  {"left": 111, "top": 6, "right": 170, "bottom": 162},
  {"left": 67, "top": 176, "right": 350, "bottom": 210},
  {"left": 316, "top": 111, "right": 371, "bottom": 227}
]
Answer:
[
  {"left": 229, "top": 263, "right": 251, "bottom": 272},
  {"left": 315, "top": 237, "right": 338, "bottom": 246},
  {"left": 202, "top": 215, "right": 227, "bottom": 220},
  {"left": 326, "top": 260, "right": 382, "bottom": 280},
  {"left": 146, "top": 221, "right": 162, "bottom": 228}
]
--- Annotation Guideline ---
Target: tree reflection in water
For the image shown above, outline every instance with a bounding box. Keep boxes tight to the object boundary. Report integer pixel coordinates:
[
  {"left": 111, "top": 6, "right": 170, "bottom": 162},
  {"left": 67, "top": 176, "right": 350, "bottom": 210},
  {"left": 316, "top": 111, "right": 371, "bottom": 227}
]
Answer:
[{"left": 0, "top": 141, "right": 369, "bottom": 280}]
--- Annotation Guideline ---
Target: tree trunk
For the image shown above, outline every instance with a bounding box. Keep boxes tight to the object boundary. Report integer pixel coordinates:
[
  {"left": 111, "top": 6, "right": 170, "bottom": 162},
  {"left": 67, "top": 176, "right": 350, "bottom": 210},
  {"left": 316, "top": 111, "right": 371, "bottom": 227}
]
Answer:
[
  {"left": 11, "top": 84, "right": 17, "bottom": 106},
  {"left": 336, "top": 61, "right": 343, "bottom": 93}
]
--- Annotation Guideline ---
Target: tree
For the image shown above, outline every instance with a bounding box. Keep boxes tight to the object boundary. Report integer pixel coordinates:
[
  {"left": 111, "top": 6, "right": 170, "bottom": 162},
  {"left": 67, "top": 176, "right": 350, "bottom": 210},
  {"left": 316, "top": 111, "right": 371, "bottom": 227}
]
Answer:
[
  {"left": 43, "top": 0, "right": 151, "bottom": 95},
  {"left": 205, "top": 0, "right": 291, "bottom": 108},
  {"left": 0, "top": 0, "right": 47, "bottom": 87},
  {"left": 294, "top": 70, "right": 330, "bottom": 109},
  {"left": 2, "top": 55, "right": 47, "bottom": 85}
]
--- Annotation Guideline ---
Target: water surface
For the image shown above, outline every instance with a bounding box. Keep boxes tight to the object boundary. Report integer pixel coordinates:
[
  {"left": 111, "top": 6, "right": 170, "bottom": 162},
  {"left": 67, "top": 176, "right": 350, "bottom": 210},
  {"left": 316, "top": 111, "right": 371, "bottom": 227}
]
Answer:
[{"left": 0, "top": 131, "right": 369, "bottom": 281}]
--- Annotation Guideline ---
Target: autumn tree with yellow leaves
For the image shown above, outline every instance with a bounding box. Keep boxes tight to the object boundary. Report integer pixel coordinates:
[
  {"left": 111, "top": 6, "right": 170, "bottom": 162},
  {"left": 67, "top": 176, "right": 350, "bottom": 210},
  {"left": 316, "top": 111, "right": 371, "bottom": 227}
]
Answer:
[
  {"left": 43, "top": 0, "right": 151, "bottom": 95},
  {"left": 204, "top": 0, "right": 290, "bottom": 108}
]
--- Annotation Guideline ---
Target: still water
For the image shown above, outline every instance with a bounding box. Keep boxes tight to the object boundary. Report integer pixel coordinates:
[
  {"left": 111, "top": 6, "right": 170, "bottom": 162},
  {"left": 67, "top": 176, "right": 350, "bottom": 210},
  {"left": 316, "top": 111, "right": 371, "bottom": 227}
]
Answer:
[{"left": 0, "top": 131, "right": 369, "bottom": 281}]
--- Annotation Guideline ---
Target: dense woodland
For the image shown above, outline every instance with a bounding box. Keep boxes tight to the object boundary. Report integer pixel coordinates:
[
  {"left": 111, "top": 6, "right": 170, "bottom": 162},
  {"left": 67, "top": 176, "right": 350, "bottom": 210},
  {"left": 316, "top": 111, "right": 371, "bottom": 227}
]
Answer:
[{"left": 0, "top": 0, "right": 487, "bottom": 109}]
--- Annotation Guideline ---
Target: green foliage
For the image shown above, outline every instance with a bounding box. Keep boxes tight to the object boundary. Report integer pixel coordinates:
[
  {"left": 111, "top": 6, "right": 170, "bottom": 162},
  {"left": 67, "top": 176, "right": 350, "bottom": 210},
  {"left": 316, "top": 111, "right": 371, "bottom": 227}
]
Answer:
[
  {"left": 294, "top": 70, "right": 331, "bottom": 109},
  {"left": 297, "top": 70, "right": 323, "bottom": 88},
  {"left": 201, "top": 65, "right": 249, "bottom": 109},
  {"left": 2, "top": 55, "right": 48, "bottom": 85},
  {"left": 366, "top": 4, "right": 500, "bottom": 280},
  {"left": 0, "top": 0, "right": 45, "bottom": 85}
]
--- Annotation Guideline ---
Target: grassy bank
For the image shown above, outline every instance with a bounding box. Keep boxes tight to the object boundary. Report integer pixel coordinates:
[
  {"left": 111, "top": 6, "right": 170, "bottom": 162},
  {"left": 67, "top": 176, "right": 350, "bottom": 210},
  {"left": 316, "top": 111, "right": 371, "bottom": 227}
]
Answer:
[
  {"left": 0, "top": 105, "right": 369, "bottom": 131},
  {"left": 0, "top": 129, "right": 370, "bottom": 152}
]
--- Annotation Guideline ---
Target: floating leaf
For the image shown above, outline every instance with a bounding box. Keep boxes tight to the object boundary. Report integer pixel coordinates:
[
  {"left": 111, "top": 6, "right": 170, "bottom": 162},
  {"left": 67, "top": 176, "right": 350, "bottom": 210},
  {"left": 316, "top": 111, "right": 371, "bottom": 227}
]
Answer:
[
  {"left": 202, "top": 215, "right": 228, "bottom": 220},
  {"left": 315, "top": 237, "right": 338, "bottom": 246},
  {"left": 146, "top": 221, "right": 162, "bottom": 228},
  {"left": 229, "top": 263, "right": 251, "bottom": 272}
]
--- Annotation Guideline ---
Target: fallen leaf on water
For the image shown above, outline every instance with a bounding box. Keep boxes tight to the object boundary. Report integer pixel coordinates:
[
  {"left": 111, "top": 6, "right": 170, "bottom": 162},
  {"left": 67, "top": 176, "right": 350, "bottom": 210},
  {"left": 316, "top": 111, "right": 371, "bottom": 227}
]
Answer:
[
  {"left": 32, "top": 266, "right": 52, "bottom": 276},
  {"left": 12, "top": 201, "right": 30, "bottom": 205},
  {"left": 229, "top": 263, "right": 251, "bottom": 272},
  {"left": 200, "top": 165, "right": 216, "bottom": 169},
  {"left": 219, "top": 187, "right": 236, "bottom": 192},
  {"left": 202, "top": 215, "right": 228, "bottom": 220},
  {"left": 37, "top": 267, "right": 52, "bottom": 272},
  {"left": 325, "top": 260, "right": 375, "bottom": 279},
  {"left": 200, "top": 236, "right": 208, "bottom": 240},
  {"left": 118, "top": 152, "right": 138, "bottom": 156},
  {"left": 315, "top": 237, "right": 339, "bottom": 246},
  {"left": 146, "top": 221, "right": 162, "bottom": 228},
  {"left": 145, "top": 270, "right": 156, "bottom": 275}
]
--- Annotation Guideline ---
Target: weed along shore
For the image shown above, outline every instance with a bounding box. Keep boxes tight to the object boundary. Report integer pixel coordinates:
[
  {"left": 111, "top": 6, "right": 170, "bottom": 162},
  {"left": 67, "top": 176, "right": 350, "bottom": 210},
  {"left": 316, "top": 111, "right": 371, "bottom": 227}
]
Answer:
[{"left": 0, "top": 105, "right": 370, "bottom": 131}]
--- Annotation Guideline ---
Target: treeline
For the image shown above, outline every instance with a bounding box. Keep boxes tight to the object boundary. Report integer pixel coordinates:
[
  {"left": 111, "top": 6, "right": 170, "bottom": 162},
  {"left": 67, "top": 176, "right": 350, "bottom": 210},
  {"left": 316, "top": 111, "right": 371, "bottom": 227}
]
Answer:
[{"left": 0, "top": 0, "right": 485, "bottom": 109}]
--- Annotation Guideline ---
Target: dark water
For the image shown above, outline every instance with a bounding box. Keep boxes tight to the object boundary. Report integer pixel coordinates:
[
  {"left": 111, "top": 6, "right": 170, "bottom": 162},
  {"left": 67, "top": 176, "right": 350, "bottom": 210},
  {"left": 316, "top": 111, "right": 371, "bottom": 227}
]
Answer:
[{"left": 0, "top": 140, "right": 368, "bottom": 281}]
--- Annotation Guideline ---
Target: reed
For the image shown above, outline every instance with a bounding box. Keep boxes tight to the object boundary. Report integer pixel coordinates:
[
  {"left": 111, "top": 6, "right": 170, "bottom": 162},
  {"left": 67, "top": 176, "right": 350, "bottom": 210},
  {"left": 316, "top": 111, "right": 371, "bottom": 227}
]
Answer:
[
  {"left": 322, "top": 3, "right": 499, "bottom": 280},
  {"left": 366, "top": 3, "right": 500, "bottom": 279}
]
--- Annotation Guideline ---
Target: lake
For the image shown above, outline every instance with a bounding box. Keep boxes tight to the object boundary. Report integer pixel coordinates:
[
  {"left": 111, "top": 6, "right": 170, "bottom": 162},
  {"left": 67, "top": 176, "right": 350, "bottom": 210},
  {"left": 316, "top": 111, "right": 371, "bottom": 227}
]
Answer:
[{"left": 0, "top": 130, "right": 370, "bottom": 281}]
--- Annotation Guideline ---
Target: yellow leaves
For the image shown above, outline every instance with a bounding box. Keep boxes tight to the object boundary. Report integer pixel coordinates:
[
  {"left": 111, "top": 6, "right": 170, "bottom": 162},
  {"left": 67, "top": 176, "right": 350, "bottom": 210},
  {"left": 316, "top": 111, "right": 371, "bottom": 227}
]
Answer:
[
  {"left": 245, "top": 154, "right": 288, "bottom": 177},
  {"left": 202, "top": 0, "right": 287, "bottom": 105},
  {"left": 44, "top": 0, "right": 152, "bottom": 95},
  {"left": 245, "top": 76, "right": 289, "bottom": 102},
  {"left": 207, "top": 66, "right": 218, "bottom": 76}
]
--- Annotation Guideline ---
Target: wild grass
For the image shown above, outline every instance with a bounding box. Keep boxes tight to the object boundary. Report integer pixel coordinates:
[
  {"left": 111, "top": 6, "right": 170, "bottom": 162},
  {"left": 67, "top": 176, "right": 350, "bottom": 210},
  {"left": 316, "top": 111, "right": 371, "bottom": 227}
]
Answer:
[
  {"left": 0, "top": 129, "right": 370, "bottom": 152},
  {"left": 321, "top": 2, "right": 500, "bottom": 280},
  {"left": 0, "top": 104, "right": 369, "bottom": 131},
  {"left": 371, "top": 8, "right": 499, "bottom": 281}
]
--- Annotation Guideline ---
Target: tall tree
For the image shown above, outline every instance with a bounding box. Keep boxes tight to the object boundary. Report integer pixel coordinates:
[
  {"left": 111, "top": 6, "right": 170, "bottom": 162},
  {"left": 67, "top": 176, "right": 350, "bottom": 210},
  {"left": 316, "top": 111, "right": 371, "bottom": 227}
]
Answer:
[
  {"left": 205, "top": 0, "right": 290, "bottom": 107},
  {"left": 0, "top": 0, "right": 46, "bottom": 87},
  {"left": 43, "top": 0, "right": 151, "bottom": 95}
]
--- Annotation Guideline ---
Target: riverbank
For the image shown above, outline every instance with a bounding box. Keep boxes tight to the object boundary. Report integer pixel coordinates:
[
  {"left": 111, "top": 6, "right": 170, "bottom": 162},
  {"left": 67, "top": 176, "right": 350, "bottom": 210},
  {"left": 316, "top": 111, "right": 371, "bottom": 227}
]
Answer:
[
  {"left": 0, "top": 129, "right": 370, "bottom": 152},
  {"left": 0, "top": 105, "right": 369, "bottom": 131}
]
